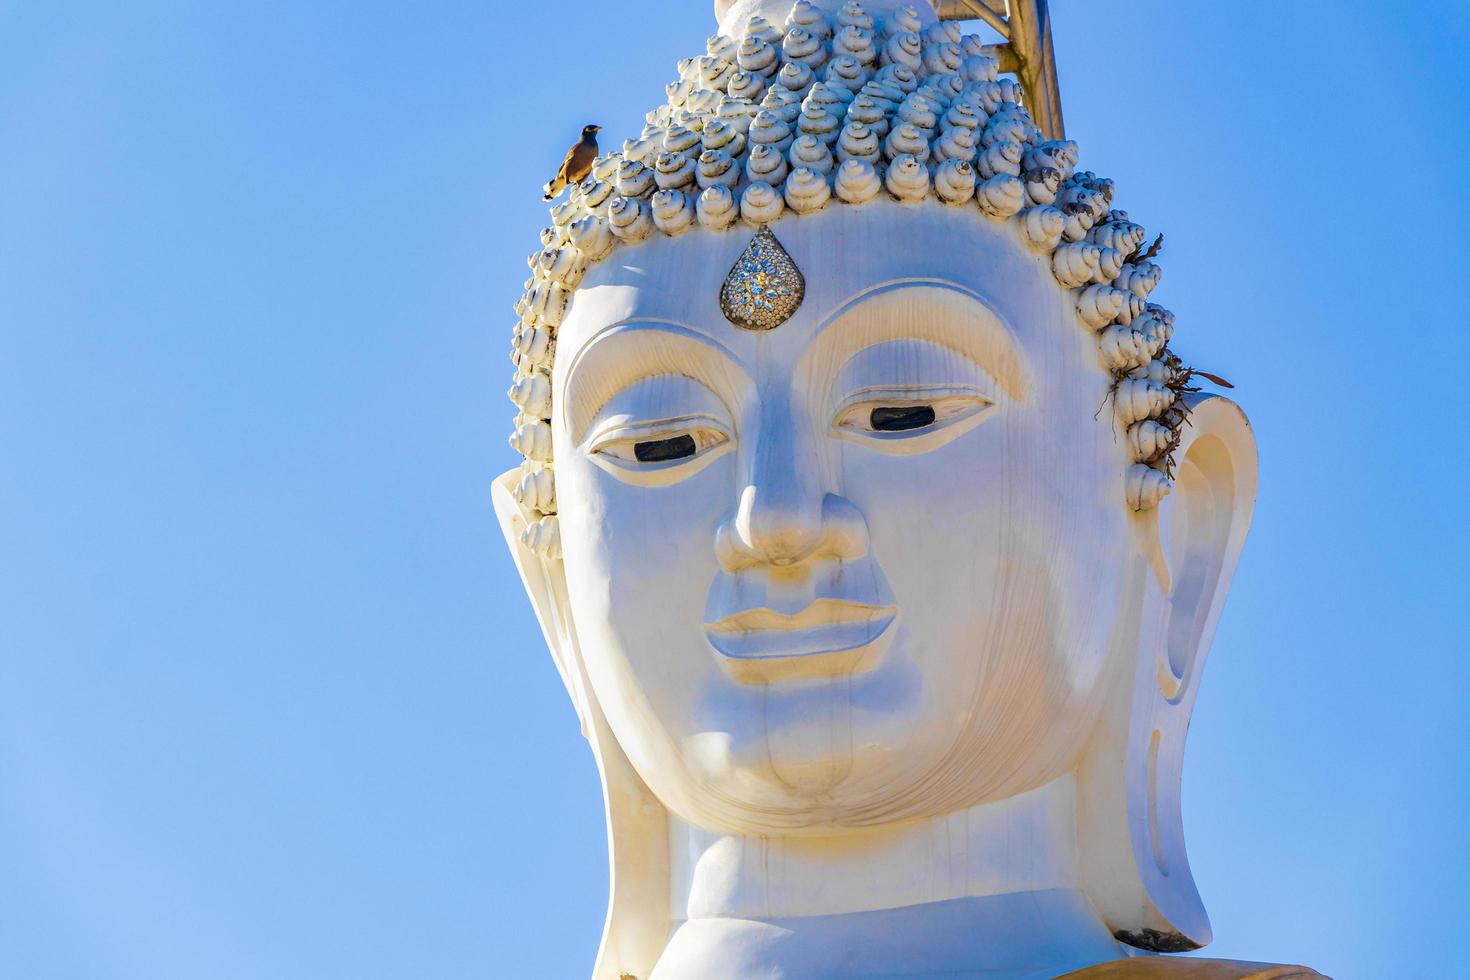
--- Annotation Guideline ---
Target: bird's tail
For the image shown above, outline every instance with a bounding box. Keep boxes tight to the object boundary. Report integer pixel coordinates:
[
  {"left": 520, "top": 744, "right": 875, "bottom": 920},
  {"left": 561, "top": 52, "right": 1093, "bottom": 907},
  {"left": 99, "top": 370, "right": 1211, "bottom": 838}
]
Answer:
[{"left": 542, "top": 177, "right": 566, "bottom": 202}]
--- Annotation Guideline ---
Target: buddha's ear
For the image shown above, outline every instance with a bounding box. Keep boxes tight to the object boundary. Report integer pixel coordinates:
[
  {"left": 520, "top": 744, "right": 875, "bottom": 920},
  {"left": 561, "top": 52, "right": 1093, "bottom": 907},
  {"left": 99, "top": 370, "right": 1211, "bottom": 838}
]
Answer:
[
  {"left": 490, "top": 470, "right": 593, "bottom": 736},
  {"left": 491, "top": 470, "right": 672, "bottom": 979},
  {"left": 1079, "top": 394, "right": 1258, "bottom": 951},
  {"left": 1148, "top": 393, "right": 1259, "bottom": 698}
]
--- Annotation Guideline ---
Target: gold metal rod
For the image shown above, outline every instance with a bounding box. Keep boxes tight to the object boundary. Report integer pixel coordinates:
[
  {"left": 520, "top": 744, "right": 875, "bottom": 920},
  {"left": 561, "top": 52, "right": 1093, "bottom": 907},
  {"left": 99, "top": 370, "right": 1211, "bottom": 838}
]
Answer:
[
  {"left": 1006, "top": 0, "right": 1065, "bottom": 140},
  {"left": 980, "top": 42, "right": 1021, "bottom": 74},
  {"left": 940, "top": 0, "right": 1012, "bottom": 39}
]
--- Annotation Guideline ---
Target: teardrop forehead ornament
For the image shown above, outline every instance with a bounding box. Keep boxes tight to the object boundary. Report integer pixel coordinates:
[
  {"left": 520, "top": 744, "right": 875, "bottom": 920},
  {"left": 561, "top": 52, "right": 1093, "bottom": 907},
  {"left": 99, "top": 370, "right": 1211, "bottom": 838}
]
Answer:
[{"left": 719, "top": 227, "right": 805, "bottom": 330}]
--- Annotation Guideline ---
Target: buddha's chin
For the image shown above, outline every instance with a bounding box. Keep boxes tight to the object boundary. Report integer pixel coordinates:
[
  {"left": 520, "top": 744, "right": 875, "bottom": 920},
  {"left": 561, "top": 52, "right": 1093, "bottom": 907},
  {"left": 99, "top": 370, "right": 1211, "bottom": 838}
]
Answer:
[
  {"left": 671, "top": 769, "right": 953, "bottom": 836},
  {"left": 667, "top": 723, "right": 962, "bottom": 833},
  {"left": 672, "top": 751, "right": 1068, "bottom": 838},
  {"left": 659, "top": 692, "right": 1090, "bottom": 835}
]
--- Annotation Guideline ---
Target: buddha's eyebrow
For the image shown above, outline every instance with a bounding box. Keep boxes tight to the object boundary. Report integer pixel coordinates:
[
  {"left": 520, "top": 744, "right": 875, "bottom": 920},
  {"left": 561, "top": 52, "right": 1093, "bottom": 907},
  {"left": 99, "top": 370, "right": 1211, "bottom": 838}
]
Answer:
[
  {"left": 560, "top": 320, "right": 750, "bottom": 444},
  {"left": 802, "top": 281, "right": 1028, "bottom": 402}
]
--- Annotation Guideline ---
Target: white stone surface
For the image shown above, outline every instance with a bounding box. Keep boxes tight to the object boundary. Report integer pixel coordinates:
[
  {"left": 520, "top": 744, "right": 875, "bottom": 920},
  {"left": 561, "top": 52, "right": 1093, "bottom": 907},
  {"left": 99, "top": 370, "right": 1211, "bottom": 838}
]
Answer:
[{"left": 493, "top": 199, "right": 1258, "bottom": 978}]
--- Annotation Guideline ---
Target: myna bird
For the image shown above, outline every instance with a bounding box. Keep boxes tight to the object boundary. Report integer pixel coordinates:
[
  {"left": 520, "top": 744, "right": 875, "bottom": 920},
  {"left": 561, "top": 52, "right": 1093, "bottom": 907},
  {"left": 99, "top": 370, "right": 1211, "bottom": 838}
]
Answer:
[{"left": 542, "top": 124, "right": 602, "bottom": 201}]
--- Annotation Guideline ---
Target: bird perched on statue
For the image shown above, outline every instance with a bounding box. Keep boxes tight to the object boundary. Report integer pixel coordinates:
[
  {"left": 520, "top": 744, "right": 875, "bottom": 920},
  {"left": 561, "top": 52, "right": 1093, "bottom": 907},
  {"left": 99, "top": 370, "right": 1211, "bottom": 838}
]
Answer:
[{"left": 542, "top": 124, "right": 601, "bottom": 201}]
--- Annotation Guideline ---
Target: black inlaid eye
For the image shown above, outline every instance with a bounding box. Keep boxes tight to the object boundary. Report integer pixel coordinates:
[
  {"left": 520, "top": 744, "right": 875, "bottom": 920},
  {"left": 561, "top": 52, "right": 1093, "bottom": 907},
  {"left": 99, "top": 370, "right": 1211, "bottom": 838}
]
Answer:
[
  {"left": 869, "top": 405, "right": 937, "bottom": 432},
  {"left": 633, "top": 434, "right": 699, "bottom": 462}
]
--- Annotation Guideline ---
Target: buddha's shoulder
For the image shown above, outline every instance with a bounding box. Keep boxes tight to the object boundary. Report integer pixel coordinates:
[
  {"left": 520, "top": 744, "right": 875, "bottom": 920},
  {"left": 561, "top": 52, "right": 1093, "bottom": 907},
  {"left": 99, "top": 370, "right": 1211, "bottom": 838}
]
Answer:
[{"left": 1057, "top": 957, "right": 1330, "bottom": 980}]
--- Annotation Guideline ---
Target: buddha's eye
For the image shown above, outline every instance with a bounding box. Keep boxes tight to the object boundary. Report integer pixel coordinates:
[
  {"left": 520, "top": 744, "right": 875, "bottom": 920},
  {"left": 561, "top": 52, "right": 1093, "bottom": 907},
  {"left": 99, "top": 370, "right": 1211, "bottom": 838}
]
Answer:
[
  {"left": 589, "top": 417, "right": 731, "bottom": 476},
  {"left": 869, "top": 405, "right": 937, "bottom": 432},
  {"left": 595, "top": 426, "right": 727, "bottom": 465},
  {"left": 633, "top": 433, "right": 698, "bottom": 462},
  {"left": 834, "top": 388, "right": 992, "bottom": 450}
]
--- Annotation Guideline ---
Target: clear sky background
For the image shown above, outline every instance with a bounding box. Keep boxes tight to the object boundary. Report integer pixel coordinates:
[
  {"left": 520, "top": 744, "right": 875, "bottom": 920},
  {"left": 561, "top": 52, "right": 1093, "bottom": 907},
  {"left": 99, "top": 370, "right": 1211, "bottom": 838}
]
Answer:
[{"left": 2, "top": 3, "right": 1467, "bottom": 978}]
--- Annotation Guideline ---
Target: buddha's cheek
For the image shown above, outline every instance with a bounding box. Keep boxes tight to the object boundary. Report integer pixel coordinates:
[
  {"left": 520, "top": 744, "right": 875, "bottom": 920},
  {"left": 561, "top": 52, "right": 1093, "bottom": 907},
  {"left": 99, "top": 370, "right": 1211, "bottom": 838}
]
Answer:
[{"left": 557, "top": 453, "right": 734, "bottom": 781}]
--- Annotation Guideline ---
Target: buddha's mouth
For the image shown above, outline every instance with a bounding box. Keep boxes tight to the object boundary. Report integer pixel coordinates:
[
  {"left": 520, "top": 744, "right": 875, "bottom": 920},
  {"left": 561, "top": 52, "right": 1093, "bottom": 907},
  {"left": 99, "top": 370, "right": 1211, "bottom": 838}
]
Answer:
[{"left": 704, "top": 598, "right": 897, "bottom": 684}]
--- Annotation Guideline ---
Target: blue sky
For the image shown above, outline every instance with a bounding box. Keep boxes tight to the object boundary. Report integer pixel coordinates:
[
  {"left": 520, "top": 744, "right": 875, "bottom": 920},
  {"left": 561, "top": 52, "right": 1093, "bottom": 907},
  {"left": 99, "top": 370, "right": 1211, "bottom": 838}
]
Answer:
[{"left": 1, "top": 3, "right": 1467, "bottom": 978}]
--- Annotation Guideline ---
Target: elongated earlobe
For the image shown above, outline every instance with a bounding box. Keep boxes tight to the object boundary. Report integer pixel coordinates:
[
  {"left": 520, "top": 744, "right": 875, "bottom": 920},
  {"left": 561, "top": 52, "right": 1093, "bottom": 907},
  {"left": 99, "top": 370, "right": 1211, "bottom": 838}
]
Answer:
[
  {"left": 1153, "top": 397, "right": 1259, "bottom": 703},
  {"left": 1078, "top": 394, "right": 1258, "bottom": 951},
  {"left": 492, "top": 471, "right": 671, "bottom": 980}
]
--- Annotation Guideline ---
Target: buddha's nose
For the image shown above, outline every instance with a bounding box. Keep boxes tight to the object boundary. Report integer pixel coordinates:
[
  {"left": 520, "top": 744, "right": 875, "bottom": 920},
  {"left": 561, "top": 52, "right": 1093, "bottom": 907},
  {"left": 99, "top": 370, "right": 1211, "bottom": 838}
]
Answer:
[
  {"left": 725, "top": 488, "right": 871, "bottom": 569},
  {"left": 733, "top": 480, "right": 821, "bottom": 566},
  {"left": 716, "top": 424, "right": 868, "bottom": 572}
]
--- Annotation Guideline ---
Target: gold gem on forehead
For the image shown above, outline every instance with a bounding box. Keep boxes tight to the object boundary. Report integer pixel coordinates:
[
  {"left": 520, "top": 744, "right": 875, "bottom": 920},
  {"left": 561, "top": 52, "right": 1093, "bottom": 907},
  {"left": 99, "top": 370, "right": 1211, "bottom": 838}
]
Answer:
[{"left": 719, "top": 227, "right": 805, "bottom": 331}]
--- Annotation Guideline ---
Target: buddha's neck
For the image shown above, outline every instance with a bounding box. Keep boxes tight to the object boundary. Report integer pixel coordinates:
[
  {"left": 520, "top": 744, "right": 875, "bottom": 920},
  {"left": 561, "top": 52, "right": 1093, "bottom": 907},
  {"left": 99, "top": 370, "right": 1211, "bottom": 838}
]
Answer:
[
  {"left": 715, "top": 0, "right": 940, "bottom": 38},
  {"left": 659, "top": 776, "right": 1126, "bottom": 977}
]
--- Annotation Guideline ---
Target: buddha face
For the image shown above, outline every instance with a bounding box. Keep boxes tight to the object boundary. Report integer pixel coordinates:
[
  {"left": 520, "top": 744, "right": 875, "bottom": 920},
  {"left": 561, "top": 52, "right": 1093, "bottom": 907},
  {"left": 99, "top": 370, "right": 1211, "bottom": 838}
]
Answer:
[{"left": 551, "top": 202, "right": 1134, "bottom": 835}]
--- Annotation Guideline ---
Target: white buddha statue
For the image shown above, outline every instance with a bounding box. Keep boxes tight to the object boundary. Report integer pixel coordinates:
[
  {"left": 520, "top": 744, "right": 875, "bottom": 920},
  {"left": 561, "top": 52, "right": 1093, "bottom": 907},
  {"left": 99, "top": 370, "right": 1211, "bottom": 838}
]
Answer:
[{"left": 494, "top": 2, "right": 1324, "bottom": 977}]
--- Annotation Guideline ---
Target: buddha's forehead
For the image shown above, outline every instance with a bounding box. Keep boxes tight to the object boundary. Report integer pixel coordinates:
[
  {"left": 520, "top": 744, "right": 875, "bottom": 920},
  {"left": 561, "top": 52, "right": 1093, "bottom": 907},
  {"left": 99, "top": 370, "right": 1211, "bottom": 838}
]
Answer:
[{"left": 557, "top": 201, "right": 1071, "bottom": 364}]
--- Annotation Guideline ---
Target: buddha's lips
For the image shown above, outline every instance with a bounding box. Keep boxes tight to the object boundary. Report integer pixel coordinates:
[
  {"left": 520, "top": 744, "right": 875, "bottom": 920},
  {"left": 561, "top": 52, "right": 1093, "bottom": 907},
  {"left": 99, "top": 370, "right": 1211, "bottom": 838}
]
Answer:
[
  {"left": 706, "top": 598, "right": 895, "bottom": 635},
  {"left": 704, "top": 599, "right": 897, "bottom": 680}
]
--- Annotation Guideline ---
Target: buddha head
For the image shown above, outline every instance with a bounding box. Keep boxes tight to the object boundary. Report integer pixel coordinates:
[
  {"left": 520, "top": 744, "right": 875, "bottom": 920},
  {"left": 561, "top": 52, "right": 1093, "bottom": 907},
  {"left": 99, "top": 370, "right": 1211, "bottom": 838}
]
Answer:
[{"left": 494, "top": 2, "right": 1258, "bottom": 976}]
